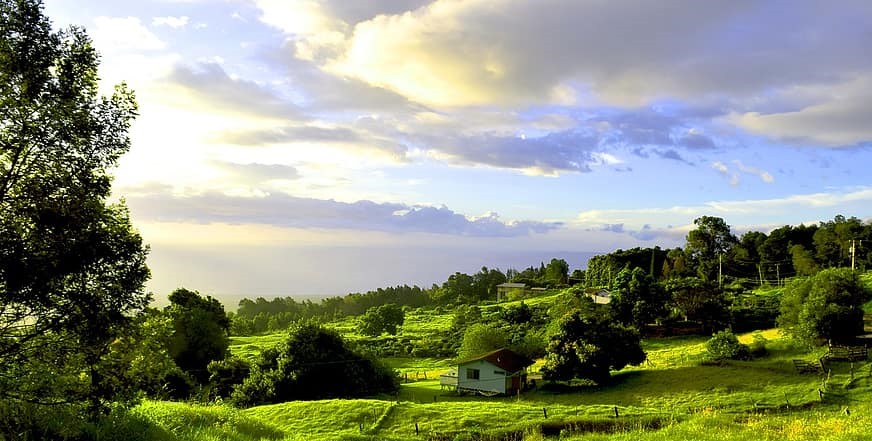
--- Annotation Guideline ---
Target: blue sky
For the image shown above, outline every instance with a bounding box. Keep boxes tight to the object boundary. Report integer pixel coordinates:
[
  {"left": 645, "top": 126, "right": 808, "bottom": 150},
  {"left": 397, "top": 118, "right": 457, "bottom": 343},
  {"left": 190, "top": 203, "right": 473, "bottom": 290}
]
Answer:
[{"left": 43, "top": 0, "right": 872, "bottom": 302}]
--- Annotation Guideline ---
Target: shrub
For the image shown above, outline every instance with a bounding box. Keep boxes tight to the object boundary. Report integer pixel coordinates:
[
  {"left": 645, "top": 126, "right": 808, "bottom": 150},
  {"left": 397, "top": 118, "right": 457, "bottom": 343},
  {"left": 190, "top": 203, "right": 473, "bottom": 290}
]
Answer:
[
  {"left": 207, "top": 356, "right": 250, "bottom": 399},
  {"left": 778, "top": 268, "right": 868, "bottom": 345},
  {"left": 231, "top": 323, "right": 398, "bottom": 407},
  {"left": 705, "top": 330, "right": 751, "bottom": 361},
  {"left": 542, "top": 308, "right": 646, "bottom": 384}
]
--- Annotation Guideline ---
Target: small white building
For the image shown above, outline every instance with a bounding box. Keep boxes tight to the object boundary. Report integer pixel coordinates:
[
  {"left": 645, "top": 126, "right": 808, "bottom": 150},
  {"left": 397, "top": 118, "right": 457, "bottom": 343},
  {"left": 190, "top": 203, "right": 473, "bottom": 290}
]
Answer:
[
  {"left": 440, "top": 348, "right": 534, "bottom": 395},
  {"left": 590, "top": 289, "right": 611, "bottom": 304}
]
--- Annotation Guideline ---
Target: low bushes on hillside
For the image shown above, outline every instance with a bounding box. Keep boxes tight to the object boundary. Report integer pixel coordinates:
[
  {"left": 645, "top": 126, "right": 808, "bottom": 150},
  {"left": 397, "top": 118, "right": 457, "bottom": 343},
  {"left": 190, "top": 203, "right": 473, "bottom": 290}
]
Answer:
[
  {"left": 705, "top": 330, "right": 751, "bottom": 361},
  {"left": 231, "top": 323, "right": 398, "bottom": 407}
]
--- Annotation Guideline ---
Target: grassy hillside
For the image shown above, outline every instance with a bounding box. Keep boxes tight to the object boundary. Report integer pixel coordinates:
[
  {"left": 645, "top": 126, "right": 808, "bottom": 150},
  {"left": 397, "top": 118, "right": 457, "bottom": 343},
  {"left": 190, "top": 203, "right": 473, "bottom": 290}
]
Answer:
[
  {"left": 198, "top": 277, "right": 872, "bottom": 440},
  {"left": 143, "top": 325, "right": 872, "bottom": 441},
  {"left": 127, "top": 349, "right": 872, "bottom": 441}
]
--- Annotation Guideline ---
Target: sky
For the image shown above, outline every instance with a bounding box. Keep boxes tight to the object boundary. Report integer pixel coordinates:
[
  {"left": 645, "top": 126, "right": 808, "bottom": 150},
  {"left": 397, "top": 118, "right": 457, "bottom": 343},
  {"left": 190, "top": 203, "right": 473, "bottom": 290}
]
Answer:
[{"left": 42, "top": 0, "right": 872, "bottom": 304}]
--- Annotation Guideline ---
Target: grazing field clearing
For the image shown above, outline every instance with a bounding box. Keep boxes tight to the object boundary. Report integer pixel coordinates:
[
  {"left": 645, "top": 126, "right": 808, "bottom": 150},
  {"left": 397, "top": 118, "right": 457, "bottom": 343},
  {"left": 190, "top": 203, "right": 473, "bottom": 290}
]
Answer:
[
  {"left": 228, "top": 333, "right": 287, "bottom": 362},
  {"left": 209, "top": 327, "right": 872, "bottom": 441},
  {"left": 216, "top": 275, "right": 872, "bottom": 441},
  {"left": 114, "top": 272, "right": 872, "bottom": 440},
  {"left": 132, "top": 352, "right": 872, "bottom": 440}
]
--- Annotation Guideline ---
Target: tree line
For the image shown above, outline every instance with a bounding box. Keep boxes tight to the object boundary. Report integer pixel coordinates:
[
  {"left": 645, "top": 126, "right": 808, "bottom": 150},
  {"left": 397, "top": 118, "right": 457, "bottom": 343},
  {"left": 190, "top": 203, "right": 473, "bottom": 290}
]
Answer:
[
  {"left": 233, "top": 259, "right": 572, "bottom": 334},
  {"left": 583, "top": 215, "right": 871, "bottom": 288}
]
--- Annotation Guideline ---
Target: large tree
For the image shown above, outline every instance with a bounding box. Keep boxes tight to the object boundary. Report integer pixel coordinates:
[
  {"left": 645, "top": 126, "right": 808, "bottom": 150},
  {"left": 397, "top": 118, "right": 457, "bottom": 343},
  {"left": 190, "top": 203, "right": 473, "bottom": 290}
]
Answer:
[
  {"left": 231, "top": 323, "right": 397, "bottom": 407},
  {"left": 0, "top": 0, "right": 149, "bottom": 416},
  {"left": 778, "top": 268, "right": 868, "bottom": 345},
  {"left": 357, "top": 303, "right": 405, "bottom": 337},
  {"left": 610, "top": 267, "right": 667, "bottom": 329},
  {"left": 542, "top": 307, "right": 646, "bottom": 384},
  {"left": 685, "top": 216, "right": 738, "bottom": 283},
  {"left": 457, "top": 323, "right": 508, "bottom": 359},
  {"left": 166, "top": 288, "right": 231, "bottom": 384}
]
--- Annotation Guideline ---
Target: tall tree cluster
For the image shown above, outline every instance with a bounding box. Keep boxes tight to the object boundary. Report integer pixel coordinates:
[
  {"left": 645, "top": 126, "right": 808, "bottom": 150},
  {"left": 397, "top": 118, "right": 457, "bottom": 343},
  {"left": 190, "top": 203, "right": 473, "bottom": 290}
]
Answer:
[
  {"left": 583, "top": 215, "right": 872, "bottom": 288},
  {"left": 0, "top": 0, "right": 149, "bottom": 416}
]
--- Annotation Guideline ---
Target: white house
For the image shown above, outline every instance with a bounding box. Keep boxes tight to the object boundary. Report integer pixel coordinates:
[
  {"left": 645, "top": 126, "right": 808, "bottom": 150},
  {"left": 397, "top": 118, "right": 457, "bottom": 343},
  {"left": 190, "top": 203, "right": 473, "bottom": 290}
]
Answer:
[
  {"left": 440, "top": 348, "right": 534, "bottom": 395},
  {"left": 590, "top": 289, "right": 611, "bottom": 304}
]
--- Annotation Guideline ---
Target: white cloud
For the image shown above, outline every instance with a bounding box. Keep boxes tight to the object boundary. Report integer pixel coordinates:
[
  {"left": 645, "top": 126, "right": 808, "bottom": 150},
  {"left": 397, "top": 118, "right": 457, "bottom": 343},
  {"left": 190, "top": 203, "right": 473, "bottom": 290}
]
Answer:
[
  {"left": 734, "top": 160, "right": 774, "bottom": 183},
  {"left": 152, "top": 16, "right": 190, "bottom": 29},
  {"left": 248, "top": 0, "right": 872, "bottom": 146},
  {"left": 91, "top": 16, "right": 165, "bottom": 53},
  {"left": 576, "top": 186, "right": 872, "bottom": 232},
  {"left": 728, "top": 75, "right": 872, "bottom": 146},
  {"left": 712, "top": 161, "right": 739, "bottom": 186}
]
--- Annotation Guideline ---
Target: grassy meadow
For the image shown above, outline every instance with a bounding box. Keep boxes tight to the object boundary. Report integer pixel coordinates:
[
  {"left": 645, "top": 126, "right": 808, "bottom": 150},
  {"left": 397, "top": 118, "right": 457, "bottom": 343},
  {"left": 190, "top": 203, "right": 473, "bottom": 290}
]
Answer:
[
  {"left": 141, "top": 285, "right": 872, "bottom": 441},
  {"left": 132, "top": 330, "right": 872, "bottom": 440}
]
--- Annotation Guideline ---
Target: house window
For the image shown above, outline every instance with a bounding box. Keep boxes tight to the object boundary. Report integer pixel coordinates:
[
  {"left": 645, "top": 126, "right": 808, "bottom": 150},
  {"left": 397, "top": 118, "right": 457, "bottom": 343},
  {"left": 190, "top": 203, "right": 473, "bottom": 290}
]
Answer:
[
  {"left": 494, "top": 371, "right": 505, "bottom": 375},
  {"left": 466, "top": 368, "right": 480, "bottom": 380}
]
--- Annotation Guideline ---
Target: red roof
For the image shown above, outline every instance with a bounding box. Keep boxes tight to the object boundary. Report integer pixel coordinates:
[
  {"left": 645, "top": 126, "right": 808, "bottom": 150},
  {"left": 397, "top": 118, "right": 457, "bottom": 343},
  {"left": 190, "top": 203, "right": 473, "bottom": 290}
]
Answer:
[{"left": 458, "top": 348, "right": 534, "bottom": 373}]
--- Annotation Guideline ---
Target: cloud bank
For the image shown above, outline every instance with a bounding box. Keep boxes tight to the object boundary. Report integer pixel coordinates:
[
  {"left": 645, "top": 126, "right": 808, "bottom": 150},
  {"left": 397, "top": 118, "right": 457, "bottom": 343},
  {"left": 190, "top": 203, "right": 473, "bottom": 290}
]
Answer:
[{"left": 126, "top": 190, "right": 562, "bottom": 237}]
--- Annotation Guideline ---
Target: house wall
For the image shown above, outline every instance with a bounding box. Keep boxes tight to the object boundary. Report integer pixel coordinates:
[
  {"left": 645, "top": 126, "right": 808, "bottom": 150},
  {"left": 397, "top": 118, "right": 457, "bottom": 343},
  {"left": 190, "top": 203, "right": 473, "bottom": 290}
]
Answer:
[{"left": 456, "top": 360, "right": 507, "bottom": 394}]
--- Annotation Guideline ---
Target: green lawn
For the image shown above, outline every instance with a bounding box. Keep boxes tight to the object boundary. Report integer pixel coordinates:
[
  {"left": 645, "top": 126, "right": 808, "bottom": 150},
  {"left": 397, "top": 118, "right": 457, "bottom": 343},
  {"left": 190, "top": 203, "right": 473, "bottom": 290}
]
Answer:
[
  {"left": 206, "top": 274, "right": 872, "bottom": 440},
  {"left": 136, "top": 327, "right": 872, "bottom": 440},
  {"left": 228, "top": 333, "right": 287, "bottom": 362}
]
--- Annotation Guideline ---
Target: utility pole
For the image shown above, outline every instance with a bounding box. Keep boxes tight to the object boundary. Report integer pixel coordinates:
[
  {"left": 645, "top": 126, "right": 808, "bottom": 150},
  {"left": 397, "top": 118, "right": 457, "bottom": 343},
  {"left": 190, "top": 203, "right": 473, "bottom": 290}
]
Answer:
[
  {"left": 776, "top": 263, "right": 781, "bottom": 286},
  {"left": 718, "top": 253, "right": 723, "bottom": 289},
  {"left": 850, "top": 240, "right": 862, "bottom": 272},
  {"left": 650, "top": 248, "right": 656, "bottom": 277}
]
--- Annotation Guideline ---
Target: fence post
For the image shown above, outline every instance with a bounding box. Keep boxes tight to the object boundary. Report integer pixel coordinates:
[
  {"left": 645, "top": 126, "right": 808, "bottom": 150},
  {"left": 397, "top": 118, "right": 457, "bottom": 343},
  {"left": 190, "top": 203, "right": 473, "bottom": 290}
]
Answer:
[
  {"left": 543, "top": 407, "right": 548, "bottom": 419},
  {"left": 415, "top": 422, "right": 419, "bottom": 435},
  {"left": 614, "top": 406, "right": 619, "bottom": 418}
]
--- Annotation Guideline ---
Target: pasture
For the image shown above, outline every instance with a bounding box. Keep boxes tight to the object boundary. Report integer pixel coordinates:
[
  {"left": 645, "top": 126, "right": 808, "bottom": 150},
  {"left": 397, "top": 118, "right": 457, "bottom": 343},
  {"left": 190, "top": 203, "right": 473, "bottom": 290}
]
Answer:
[
  {"left": 156, "top": 326, "right": 872, "bottom": 441},
  {"left": 186, "top": 281, "right": 872, "bottom": 440}
]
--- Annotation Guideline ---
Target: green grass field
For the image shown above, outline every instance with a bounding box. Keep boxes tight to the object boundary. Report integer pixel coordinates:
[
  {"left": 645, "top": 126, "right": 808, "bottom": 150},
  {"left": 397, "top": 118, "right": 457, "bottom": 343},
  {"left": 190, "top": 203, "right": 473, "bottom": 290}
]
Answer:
[
  {"left": 184, "top": 276, "right": 872, "bottom": 440},
  {"left": 147, "top": 325, "right": 872, "bottom": 441}
]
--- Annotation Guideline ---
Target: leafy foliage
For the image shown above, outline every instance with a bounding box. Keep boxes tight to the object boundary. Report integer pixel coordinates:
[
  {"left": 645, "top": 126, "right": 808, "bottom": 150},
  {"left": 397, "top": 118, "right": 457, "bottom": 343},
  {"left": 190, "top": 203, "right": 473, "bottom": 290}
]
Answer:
[
  {"left": 542, "top": 307, "right": 646, "bottom": 384},
  {"left": 207, "top": 356, "right": 250, "bottom": 399},
  {"left": 166, "top": 288, "right": 231, "bottom": 384},
  {"left": 0, "top": 0, "right": 149, "bottom": 417},
  {"left": 457, "top": 323, "right": 508, "bottom": 359},
  {"left": 231, "top": 323, "right": 397, "bottom": 407},
  {"left": 610, "top": 267, "right": 668, "bottom": 329},
  {"left": 662, "top": 277, "right": 728, "bottom": 333},
  {"left": 778, "top": 268, "right": 869, "bottom": 345},
  {"left": 686, "top": 216, "right": 738, "bottom": 282},
  {"left": 705, "top": 330, "right": 750, "bottom": 361},
  {"left": 584, "top": 247, "right": 670, "bottom": 287},
  {"left": 357, "top": 303, "right": 405, "bottom": 337},
  {"left": 234, "top": 284, "right": 431, "bottom": 334}
]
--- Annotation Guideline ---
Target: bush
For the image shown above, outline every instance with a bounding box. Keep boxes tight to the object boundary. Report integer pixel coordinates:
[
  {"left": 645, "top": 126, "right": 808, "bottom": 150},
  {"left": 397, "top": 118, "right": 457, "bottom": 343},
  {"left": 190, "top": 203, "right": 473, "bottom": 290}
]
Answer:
[
  {"left": 778, "top": 268, "right": 868, "bottom": 345},
  {"left": 705, "top": 330, "right": 751, "bottom": 361},
  {"left": 542, "top": 307, "right": 646, "bottom": 384},
  {"left": 231, "top": 323, "right": 398, "bottom": 407},
  {"left": 207, "top": 356, "right": 250, "bottom": 399}
]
